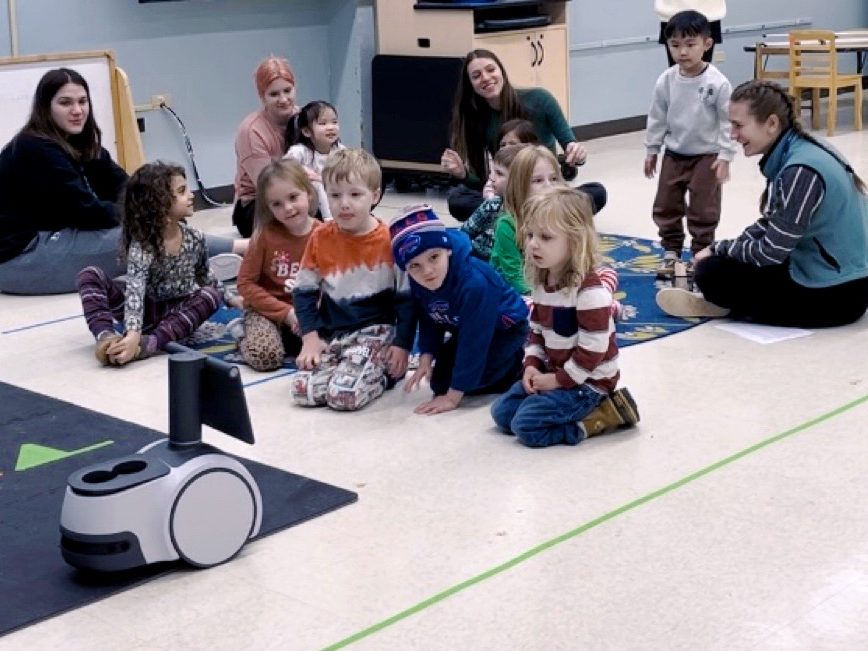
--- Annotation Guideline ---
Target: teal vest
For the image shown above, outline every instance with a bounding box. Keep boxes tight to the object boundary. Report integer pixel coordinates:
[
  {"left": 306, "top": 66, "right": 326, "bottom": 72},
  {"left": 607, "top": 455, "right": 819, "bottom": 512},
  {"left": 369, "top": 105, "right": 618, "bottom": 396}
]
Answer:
[{"left": 761, "top": 130, "right": 868, "bottom": 288}]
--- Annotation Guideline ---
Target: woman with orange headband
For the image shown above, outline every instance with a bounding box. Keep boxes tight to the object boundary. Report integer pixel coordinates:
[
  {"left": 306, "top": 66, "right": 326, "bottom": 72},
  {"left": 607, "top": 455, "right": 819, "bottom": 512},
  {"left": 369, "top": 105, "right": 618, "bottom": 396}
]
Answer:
[{"left": 232, "top": 55, "right": 300, "bottom": 237}]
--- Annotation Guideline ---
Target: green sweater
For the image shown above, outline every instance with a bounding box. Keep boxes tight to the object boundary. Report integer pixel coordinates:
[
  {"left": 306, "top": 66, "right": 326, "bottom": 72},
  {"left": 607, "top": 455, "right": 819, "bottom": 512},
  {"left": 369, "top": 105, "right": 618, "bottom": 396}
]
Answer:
[
  {"left": 466, "top": 88, "right": 575, "bottom": 188},
  {"left": 489, "top": 212, "right": 530, "bottom": 295}
]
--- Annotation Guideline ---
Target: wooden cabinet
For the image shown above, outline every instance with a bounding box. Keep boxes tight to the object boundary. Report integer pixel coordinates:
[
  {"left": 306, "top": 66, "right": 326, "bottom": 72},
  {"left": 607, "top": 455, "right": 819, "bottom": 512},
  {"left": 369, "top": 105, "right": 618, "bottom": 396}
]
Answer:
[
  {"left": 477, "top": 25, "right": 568, "bottom": 115},
  {"left": 374, "top": 1, "right": 570, "bottom": 115}
]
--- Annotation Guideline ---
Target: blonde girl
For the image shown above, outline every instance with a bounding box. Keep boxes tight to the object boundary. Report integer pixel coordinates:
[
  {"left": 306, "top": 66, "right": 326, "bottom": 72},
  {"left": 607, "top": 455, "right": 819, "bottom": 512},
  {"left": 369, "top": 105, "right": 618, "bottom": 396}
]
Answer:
[
  {"left": 490, "top": 186, "right": 639, "bottom": 448},
  {"left": 490, "top": 145, "right": 562, "bottom": 294},
  {"left": 235, "top": 159, "right": 321, "bottom": 371}
]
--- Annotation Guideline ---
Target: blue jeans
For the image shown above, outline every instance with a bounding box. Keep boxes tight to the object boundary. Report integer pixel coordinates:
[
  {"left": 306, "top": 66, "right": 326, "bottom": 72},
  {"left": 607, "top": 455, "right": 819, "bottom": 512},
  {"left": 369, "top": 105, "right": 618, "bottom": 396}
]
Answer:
[{"left": 491, "top": 380, "right": 605, "bottom": 448}]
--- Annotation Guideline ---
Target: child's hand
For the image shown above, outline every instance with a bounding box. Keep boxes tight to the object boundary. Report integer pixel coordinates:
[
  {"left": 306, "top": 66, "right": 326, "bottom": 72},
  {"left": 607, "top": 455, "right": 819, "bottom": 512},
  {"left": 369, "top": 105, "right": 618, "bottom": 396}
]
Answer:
[
  {"left": 284, "top": 308, "right": 300, "bottom": 335},
  {"left": 522, "top": 366, "right": 541, "bottom": 393},
  {"left": 403, "top": 353, "right": 434, "bottom": 392},
  {"left": 305, "top": 168, "right": 322, "bottom": 183},
  {"left": 529, "top": 372, "right": 560, "bottom": 392},
  {"left": 441, "top": 149, "right": 466, "bottom": 179},
  {"left": 563, "top": 141, "right": 587, "bottom": 166},
  {"left": 296, "top": 332, "right": 327, "bottom": 370},
  {"left": 711, "top": 159, "right": 730, "bottom": 183},
  {"left": 106, "top": 331, "right": 142, "bottom": 366},
  {"left": 384, "top": 345, "right": 409, "bottom": 378},
  {"left": 414, "top": 390, "right": 463, "bottom": 415},
  {"left": 693, "top": 246, "right": 713, "bottom": 264},
  {"left": 644, "top": 154, "right": 658, "bottom": 179}
]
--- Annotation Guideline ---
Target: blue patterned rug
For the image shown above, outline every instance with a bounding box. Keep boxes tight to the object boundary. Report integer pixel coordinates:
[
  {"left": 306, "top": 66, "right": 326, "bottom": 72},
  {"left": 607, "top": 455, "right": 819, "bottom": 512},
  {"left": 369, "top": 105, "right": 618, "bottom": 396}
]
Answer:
[
  {"left": 185, "top": 306, "right": 297, "bottom": 370},
  {"left": 186, "top": 234, "right": 706, "bottom": 363},
  {"left": 600, "top": 233, "right": 708, "bottom": 347}
]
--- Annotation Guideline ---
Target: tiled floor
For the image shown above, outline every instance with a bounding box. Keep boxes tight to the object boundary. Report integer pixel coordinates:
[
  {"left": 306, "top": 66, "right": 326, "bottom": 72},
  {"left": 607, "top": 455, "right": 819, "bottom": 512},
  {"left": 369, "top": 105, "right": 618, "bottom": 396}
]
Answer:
[{"left": 1, "top": 119, "right": 867, "bottom": 650}]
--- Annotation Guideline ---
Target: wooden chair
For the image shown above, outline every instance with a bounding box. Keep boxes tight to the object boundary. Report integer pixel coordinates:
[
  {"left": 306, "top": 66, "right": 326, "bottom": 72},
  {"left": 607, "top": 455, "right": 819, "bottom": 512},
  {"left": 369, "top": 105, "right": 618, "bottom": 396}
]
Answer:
[
  {"left": 753, "top": 42, "right": 789, "bottom": 85},
  {"left": 788, "top": 30, "right": 863, "bottom": 135}
]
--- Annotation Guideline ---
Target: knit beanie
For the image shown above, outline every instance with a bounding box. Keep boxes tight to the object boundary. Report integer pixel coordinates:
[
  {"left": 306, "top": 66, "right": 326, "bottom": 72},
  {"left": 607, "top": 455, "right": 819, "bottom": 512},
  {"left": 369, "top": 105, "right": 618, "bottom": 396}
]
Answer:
[{"left": 389, "top": 204, "right": 451, "bottom": 270}]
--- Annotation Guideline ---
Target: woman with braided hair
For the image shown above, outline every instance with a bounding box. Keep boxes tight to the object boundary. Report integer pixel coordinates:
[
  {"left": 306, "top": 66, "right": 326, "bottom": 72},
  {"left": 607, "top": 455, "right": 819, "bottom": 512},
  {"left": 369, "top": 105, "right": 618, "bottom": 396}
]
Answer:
[{"left": 657, "top": 79, "right": 868, "bottom": 327}]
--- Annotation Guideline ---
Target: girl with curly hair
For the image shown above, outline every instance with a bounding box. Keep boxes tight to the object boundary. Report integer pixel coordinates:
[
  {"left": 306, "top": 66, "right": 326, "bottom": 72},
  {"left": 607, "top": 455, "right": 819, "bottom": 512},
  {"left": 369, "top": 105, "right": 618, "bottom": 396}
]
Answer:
[{"left": 76, "top": 162, "right": 222, "bottom": 366}]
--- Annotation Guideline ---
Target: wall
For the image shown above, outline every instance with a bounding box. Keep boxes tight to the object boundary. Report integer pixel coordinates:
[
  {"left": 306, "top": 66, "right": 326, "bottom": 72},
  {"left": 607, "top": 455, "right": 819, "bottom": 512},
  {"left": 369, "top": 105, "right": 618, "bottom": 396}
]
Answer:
[
  {"left": 567, "top": 0, "right": 868, "bottom": 126},
  {"left": 2, "top": 0, "right": 368, "bottom": 190},
  {"left": 2, "top": 0, "right": 863, "bottom": 189}
]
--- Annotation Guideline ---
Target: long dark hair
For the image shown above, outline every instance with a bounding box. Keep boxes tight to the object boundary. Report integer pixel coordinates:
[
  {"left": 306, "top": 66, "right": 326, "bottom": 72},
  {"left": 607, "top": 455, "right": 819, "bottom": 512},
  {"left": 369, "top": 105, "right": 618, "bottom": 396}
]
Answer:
[
  {"left": 22, "top": 68, "right": 102, "bottom": 161},
  {"left": 121, "top": 161, "right": 186, "bottom": 260},
  {"left": 448, "top": 49, "right": 526, "bottom": 181},
  {"left": 286, "top": 100, "right": 340, "bottom": 154},
  {"left": 730, "top": 80, "right": 867, "bottom": 201}
]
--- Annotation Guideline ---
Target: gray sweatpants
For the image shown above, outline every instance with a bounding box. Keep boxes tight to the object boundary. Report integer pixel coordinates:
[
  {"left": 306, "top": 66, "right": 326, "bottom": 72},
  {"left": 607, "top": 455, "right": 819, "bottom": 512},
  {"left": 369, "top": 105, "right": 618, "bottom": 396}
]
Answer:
[{"left": 0, "top": 227, "right": 235, "bottom": 295}]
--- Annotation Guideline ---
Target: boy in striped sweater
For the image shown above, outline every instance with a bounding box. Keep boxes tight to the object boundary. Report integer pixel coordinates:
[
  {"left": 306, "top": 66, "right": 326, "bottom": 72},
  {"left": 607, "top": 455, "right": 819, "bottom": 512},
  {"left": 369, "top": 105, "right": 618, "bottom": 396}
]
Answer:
[
  {"left": 291, "top": 149, "right": 415, "bottom": 411},
  {"left": 491, "top": 187, "right": 639, "bottom": 448}
]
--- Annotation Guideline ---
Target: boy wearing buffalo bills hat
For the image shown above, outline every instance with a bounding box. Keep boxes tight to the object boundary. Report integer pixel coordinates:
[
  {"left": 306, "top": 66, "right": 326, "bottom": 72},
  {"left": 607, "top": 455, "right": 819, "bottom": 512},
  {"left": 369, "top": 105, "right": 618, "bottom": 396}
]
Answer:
[{"left": 390, "top": 204, "right": 529, "bottom": 415}]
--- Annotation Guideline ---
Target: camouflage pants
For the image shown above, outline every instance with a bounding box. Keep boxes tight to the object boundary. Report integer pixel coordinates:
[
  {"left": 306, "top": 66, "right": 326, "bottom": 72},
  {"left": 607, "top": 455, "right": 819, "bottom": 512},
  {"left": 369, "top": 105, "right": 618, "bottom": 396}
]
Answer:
[{"left": 291, "top": 324, "right": 395, "bottom": 411}]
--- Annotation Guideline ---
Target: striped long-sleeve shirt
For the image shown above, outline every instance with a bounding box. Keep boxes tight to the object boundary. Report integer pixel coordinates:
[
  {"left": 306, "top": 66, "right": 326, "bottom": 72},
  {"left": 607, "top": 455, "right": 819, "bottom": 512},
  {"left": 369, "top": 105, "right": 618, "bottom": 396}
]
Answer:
[
  {"left": 713, "top": 165, "right": 825, "bottom": 266},
  {"left": 524, "top": 271, "right": 619, "bottom": 394},
  {"left": 292, "top": 220, "right": 416, "bottom": 350}
]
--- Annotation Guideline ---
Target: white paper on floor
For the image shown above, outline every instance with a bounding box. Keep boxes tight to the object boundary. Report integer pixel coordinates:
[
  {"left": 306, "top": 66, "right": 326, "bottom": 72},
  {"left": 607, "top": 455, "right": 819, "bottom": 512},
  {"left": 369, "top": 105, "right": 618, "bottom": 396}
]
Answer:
[{"left": 714, "top": 322, "right": 814, "bottom": 344}]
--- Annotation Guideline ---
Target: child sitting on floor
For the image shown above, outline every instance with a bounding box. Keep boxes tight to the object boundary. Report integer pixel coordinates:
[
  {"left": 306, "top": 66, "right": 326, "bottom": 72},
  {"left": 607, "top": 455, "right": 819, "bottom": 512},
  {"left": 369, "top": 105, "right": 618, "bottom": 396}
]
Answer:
[
  {"left": 235, "top": 159, "right": 320, "bottom": 371},
  {"left": 290, "top": 148, "right": 415, "bottom": 411},
  {"left": 461, "top": 144, "right": 526, "bottom": 261},
  {"left": 391, "top": 205, "right": 529, "bottom": 415},
  {"left": 76, "top": 161, "right": 222, "bottom": 366},
  {"left": 491, "top": 186, "right": 640, "bottom": 447},
  {"left": 284, "top": 100, "right": 345, "bottom": 220}
]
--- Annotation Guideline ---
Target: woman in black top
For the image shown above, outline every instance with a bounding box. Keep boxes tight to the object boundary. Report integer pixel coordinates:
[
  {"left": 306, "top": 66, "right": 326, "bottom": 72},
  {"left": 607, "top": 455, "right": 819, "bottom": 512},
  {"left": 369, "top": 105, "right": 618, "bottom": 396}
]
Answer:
[{"left": 0, "top": 68, "right": 129, "bottom": 294}]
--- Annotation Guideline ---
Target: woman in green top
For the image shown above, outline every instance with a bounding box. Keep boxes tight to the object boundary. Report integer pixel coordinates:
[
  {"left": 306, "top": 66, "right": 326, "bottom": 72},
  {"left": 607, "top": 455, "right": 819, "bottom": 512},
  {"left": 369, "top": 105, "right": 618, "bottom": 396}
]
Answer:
[{"left": 440, "top": 49, "right": 605, "bottom": 221}]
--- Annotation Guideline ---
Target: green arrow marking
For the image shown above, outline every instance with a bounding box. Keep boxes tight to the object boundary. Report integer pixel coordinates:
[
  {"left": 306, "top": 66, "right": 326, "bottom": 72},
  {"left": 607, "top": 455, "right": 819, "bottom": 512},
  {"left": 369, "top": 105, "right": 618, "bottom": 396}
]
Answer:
[{"left": 15, "top": 440, "right": 114, "bottom": 471}]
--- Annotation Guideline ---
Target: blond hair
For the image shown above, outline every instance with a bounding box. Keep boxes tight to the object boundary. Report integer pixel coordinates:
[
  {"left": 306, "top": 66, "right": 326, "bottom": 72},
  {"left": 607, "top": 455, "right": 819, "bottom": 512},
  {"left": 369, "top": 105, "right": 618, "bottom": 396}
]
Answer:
[
  {"left": 504, "top": 145, "right": 564, "bottom": 243},
  {"left": 254, "top": 159, "right": 317, "bottom": 229},
  {"left": 321, "top": 148, "right": 382, "bottom": 192},
  {"left": 520, "top": 186, "right": 599, "bottom": 289}
]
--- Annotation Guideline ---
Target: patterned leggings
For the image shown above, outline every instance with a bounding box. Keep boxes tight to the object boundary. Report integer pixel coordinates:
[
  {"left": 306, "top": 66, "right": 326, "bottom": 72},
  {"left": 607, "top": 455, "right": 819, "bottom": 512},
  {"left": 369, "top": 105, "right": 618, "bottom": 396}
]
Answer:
[
  {"left": 291, "top": 324, "right": 395, "bottom": 411},
  {"left": 237, "top": 310, "right": 302, "bottom": 372},
  {"left": 76, "top": 266, "right": 222, "bottom": 350}
]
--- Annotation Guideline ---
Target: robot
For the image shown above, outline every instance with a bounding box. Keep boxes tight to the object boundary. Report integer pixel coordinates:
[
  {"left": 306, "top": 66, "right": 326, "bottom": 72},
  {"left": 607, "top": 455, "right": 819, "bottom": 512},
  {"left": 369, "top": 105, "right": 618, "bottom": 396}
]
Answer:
[{"left": 59, "top": 344, "right": 262, "bottom": 571}]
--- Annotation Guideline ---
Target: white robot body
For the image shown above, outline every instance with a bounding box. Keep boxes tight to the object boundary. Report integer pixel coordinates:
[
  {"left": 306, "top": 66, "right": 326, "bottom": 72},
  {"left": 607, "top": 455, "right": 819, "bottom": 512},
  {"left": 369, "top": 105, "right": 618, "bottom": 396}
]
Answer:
[{"left": 60, "top": 441, "right": 262, "bottom": 571}]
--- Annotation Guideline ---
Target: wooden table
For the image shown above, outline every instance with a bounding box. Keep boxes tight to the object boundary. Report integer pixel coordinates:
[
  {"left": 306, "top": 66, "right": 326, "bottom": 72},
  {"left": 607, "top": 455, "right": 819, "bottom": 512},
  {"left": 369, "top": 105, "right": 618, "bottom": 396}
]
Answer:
[{"left": 745, "top": 30, "right": 868, "bottom": 79}]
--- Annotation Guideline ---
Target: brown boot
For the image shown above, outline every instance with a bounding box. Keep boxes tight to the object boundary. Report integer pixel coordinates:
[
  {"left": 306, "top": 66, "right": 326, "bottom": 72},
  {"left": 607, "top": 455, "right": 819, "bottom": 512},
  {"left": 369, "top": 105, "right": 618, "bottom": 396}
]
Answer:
[
  {"left": 611, "top": 387, "right": 640, "bottom": 427},
  {"left": 581, "top": 388, "right": 640, "bottom": 437}
]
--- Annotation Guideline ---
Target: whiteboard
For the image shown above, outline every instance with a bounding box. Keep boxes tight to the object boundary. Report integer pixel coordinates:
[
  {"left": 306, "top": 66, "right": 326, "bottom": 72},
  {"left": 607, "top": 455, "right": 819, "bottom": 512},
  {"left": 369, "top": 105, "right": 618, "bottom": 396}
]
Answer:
[{"left": 0, "top": 53, "right": 118, "bottom": 159}]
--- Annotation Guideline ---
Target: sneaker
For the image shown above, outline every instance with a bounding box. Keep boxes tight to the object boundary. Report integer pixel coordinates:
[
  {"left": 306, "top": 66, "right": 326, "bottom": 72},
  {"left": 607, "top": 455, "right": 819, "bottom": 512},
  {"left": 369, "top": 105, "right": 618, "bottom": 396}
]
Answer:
[
  {"left": 672, "top": 261, "right": 690, "bottom": 290},
  {"left": 209, "top": 252, "right": 243, "bottom": 283},
  {"left": 223, "top": 283, "right": 244, "bottom": 309},
  {"left": 656, "top": 287, "right": 730, "bottom": 318},
  {"left": 656, "top": 251, "right": 679, "bottom": 280},
  {"left": 226, "top": 317, "right": 245, "bottom": 341},
  {"left": 610, "top": 387, "right": 640, "bottom": 427},
  {"left": 685, "top": 259, "right": 697, "bottom": 292}
]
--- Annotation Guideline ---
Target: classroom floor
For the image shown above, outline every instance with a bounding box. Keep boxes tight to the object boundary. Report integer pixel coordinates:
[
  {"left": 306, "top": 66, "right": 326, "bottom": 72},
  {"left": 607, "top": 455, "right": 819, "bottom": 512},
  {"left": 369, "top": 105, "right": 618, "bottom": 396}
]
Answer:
[{"left": 2, "top": 118, "right": 868, "bottom": 650}]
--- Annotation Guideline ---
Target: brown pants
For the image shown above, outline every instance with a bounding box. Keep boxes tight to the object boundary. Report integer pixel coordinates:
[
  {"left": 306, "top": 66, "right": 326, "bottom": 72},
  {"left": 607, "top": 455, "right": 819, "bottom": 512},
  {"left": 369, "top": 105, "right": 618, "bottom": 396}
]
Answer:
[{"left": 653, "top": 152, "right": 721, "bottom": 255}]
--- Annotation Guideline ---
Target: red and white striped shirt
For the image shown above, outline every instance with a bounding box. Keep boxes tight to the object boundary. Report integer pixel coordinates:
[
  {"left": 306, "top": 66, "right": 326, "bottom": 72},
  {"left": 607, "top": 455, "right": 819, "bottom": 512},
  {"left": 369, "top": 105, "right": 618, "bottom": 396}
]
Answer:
[{"left": 524, "top": 271, "right": 619, "bottom": 394}]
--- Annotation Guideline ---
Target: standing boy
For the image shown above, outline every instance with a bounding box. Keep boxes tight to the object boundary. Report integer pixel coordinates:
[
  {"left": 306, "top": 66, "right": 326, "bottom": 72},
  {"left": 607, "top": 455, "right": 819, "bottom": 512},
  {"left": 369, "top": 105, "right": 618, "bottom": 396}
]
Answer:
[
  {"left": 644, "top": 9, "right": 737, "bottom": 279},
  {"left": 291, "top": 149, "right": 414, "bottom": 411}
]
